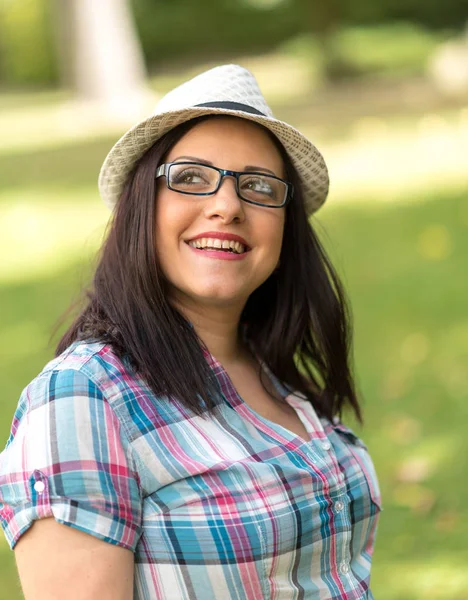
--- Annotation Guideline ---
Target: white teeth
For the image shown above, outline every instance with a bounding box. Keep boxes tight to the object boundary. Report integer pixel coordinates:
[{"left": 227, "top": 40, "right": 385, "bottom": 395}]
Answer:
[{"left": 188, "top": 237, "right": 247, "bottom": 253}]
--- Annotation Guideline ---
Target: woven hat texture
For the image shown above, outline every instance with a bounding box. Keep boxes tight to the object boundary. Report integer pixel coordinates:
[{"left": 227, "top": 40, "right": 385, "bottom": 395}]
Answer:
[{"left": 98, "top": 64, "right": 329, "bottom": 214}]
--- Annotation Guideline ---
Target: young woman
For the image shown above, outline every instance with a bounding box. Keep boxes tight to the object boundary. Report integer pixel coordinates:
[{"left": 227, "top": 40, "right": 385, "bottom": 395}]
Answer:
[{"left": 0, "top": 65, "right": 382, "bottom": 599}]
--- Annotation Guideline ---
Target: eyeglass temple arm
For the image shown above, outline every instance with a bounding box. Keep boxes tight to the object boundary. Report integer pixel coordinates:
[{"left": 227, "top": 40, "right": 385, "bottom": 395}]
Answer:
[{"left": 155, "top": 164, "right": 167, "bottom": 178}]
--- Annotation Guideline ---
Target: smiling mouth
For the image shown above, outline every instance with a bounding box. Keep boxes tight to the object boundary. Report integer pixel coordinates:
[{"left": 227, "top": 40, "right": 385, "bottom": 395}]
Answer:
[{"left": 186, "top": 238, "right": 249, "bottom": 254}]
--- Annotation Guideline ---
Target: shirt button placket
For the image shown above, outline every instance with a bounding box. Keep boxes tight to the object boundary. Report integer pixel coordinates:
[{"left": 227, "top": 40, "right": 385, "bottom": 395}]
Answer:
[
  {"left": 34, "top": 481, "right": 45, "bottom": 494},
  {"left": 333, "top": 495, "right": 351, "bottom": 582},
  {"left": 318, "top": 439, "right": 346, "bottom": 490},
  {"left": 334, "top": 500, "right": 344, "bottom": 513},
  {"left": 340, "top": 561, "right": 350, "bottom": 575}
]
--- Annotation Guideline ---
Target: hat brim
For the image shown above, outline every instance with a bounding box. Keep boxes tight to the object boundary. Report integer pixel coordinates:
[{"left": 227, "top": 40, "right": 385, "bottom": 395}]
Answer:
[{"left": 98, "top": 106, "right": 329, "bottom": 214}]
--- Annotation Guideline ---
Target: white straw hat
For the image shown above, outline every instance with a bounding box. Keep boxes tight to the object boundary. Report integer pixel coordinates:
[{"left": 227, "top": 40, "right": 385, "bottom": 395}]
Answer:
[{"left": 98, "top": 64, "right": 329, "bottom": 214}]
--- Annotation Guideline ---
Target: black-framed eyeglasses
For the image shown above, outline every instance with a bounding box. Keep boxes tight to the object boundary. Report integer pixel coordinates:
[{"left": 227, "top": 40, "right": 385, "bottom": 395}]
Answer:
[{"left": 155, "top": 162, "right": 293, "bottom": 208}]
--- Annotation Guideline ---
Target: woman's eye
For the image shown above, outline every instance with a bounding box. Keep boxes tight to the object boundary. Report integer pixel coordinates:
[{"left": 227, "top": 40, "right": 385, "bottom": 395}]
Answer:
[
  {"left": 171, "top": 168, "right": 209, "bottom": 187},
  {"left": 244, "top": 178, "right": 273, "bottom": 195},
  {"left": 173, "top": 169, "right": 206, "bottom": 184}
]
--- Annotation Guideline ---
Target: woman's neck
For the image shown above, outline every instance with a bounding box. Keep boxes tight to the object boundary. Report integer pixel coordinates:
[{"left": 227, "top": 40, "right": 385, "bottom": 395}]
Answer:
[{"left": 173, "top": 296, "right": 247, "bottom": 364}]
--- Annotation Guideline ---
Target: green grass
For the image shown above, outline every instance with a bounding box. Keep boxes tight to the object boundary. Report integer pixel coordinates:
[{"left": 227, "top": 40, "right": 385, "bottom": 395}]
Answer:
[{"left": 0, "top": 99, "right": 467, "bottom": 599}]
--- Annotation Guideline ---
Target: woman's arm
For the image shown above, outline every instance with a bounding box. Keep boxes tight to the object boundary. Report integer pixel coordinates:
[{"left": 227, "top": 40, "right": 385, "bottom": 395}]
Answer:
[{"left": 15, "top": 518, "right": 134, "bottom": 600}]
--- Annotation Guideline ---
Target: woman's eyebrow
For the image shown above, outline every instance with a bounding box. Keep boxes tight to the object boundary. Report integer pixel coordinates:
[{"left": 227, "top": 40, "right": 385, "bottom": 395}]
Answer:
[
  {"left": 172, "top": 156, "right": 277, "bottom": 176},
  {"left": 244, "top": 165, "right": 276, "bottom": 175},
  {"left": 172, "top": 155, "right": 213, "bottom": 165}
]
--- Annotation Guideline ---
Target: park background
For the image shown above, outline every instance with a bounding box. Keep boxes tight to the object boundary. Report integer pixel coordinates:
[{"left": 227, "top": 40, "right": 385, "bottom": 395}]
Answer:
[{"left": 0, "top": 1, "right": 467, "bottom": 598}]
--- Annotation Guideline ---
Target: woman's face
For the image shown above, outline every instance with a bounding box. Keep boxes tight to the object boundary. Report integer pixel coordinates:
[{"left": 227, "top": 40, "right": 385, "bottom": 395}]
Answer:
[{"left": 154, "top": 116, "right": 286, "bottom": 310}]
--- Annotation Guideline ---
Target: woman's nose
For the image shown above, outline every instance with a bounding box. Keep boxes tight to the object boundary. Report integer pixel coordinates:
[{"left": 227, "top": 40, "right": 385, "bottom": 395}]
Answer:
[{"left": 203, "top": 176, "right": 245, "bottom": 222}]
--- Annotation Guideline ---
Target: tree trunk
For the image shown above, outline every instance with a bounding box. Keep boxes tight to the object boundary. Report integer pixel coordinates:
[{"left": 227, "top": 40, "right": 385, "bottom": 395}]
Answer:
[
  {"left": 55, "top": 0, "right": 151, "bottom": 116},
  {"left": 297, "top": 0, "right": 347, "bottom": 82}
]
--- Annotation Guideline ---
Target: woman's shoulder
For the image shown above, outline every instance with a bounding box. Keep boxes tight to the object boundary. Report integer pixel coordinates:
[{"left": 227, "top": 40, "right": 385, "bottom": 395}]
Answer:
[
  {"left": 7, "top": 341, "right": 144, "bottom": 454},
  {"left": 1, "top": 340, "right": 144, "bottom": 553},
  {"left": 42, "top": 339, "right": 128, "bottom": 378},
  {"left": 24, "top": 340, "right": 135, "bottom": 408}
]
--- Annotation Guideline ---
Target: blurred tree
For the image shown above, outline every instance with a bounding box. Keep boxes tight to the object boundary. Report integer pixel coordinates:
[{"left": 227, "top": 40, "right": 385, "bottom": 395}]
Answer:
[
  {"left": 131, "top": 0, "right": 301, "bottom": 68},
  {"left": 54, "top": 0, "right": 152, "bottom": 115},
  {"left": 295, "top": 0, "right": 350, "bottom": 80},
  {"left": 1, "top": 0, "right": 467, "bottom": 87}
]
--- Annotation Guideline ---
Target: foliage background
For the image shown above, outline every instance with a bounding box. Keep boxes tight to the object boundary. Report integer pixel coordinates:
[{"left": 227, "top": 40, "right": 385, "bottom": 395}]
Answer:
[{"left": 0, "top": 0, "right": 466, "bottom": 86}]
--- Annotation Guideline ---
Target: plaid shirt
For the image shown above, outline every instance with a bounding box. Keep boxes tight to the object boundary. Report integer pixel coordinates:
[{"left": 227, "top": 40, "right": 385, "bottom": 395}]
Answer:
[{"left": 0, "top": 341, "right": 382, "bottom": 599}]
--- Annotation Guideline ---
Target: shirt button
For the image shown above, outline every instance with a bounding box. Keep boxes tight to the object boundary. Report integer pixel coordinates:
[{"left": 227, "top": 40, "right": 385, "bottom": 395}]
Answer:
[
  {"left": 321, "top": 441, "right": 332, "bottom": 451},
  {"left": 340, "top": 562, "right": 350, "bottom": 575},
  {"left": 34, "top": 481, "right": 45, "bottom": 494},
  {"left": 334, "top": 500, "right": 344, "bottom": 512}
]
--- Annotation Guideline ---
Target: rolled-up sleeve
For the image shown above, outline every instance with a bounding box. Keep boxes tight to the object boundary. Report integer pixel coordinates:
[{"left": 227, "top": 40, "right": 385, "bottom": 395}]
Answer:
[{"left": 0, "top": 368, "right": 142, "bottom": 551}]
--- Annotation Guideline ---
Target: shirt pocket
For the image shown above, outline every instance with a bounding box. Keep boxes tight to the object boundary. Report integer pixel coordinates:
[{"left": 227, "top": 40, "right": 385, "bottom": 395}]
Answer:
[{"left": 333, "top": 424, "right": 383, "bottom": 512}]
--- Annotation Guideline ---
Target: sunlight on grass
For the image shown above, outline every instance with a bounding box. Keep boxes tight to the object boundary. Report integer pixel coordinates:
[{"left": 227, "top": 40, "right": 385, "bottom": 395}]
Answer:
[
  {"left": 0, "top": 101, "right": 140, "bottom": 154},
  {"left": 431, "top": 323, "right": 468, "bottom": 404},
  {"left": 0, "top": 55, "right": 312, "bottom": 155},
  {"left": 0, "top": 189, "right": 109, "bottom": 283},
  {"left": 417, "top": 225, "right": 453, "bottom": 260},
  {"left": 377, "top": 557, "right": 468, "bottom": 599},
  {"left": 322, "top": 109, "right": 468, "bottom": 204},
  {"left": 400, "top": 332, "right": 430, "bottom": 365},
  {"left": 0, "top": 88, "right": 69, "bottom": 111},
  {"left": 397, "top": 434, "right": 460, "bottom": 475}
]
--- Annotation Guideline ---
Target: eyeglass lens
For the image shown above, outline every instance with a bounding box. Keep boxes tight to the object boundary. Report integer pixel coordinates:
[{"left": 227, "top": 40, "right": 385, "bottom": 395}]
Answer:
[{"left": 167, "top": 163, "right": 287, "bottom": 206}]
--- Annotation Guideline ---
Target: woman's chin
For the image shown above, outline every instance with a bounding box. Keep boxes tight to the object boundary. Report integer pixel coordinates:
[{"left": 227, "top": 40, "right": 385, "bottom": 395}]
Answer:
[
  {"left": 196, "top": 291, "right": 246, "bottom": 308},
  {"left": 183, "top": 284, "right": 250, "bottom": 308}
]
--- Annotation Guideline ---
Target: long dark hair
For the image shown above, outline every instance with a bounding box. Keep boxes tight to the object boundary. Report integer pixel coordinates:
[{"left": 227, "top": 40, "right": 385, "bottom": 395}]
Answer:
[{"left": 57, "top": 116, "right": 362, "bottom": 424}]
